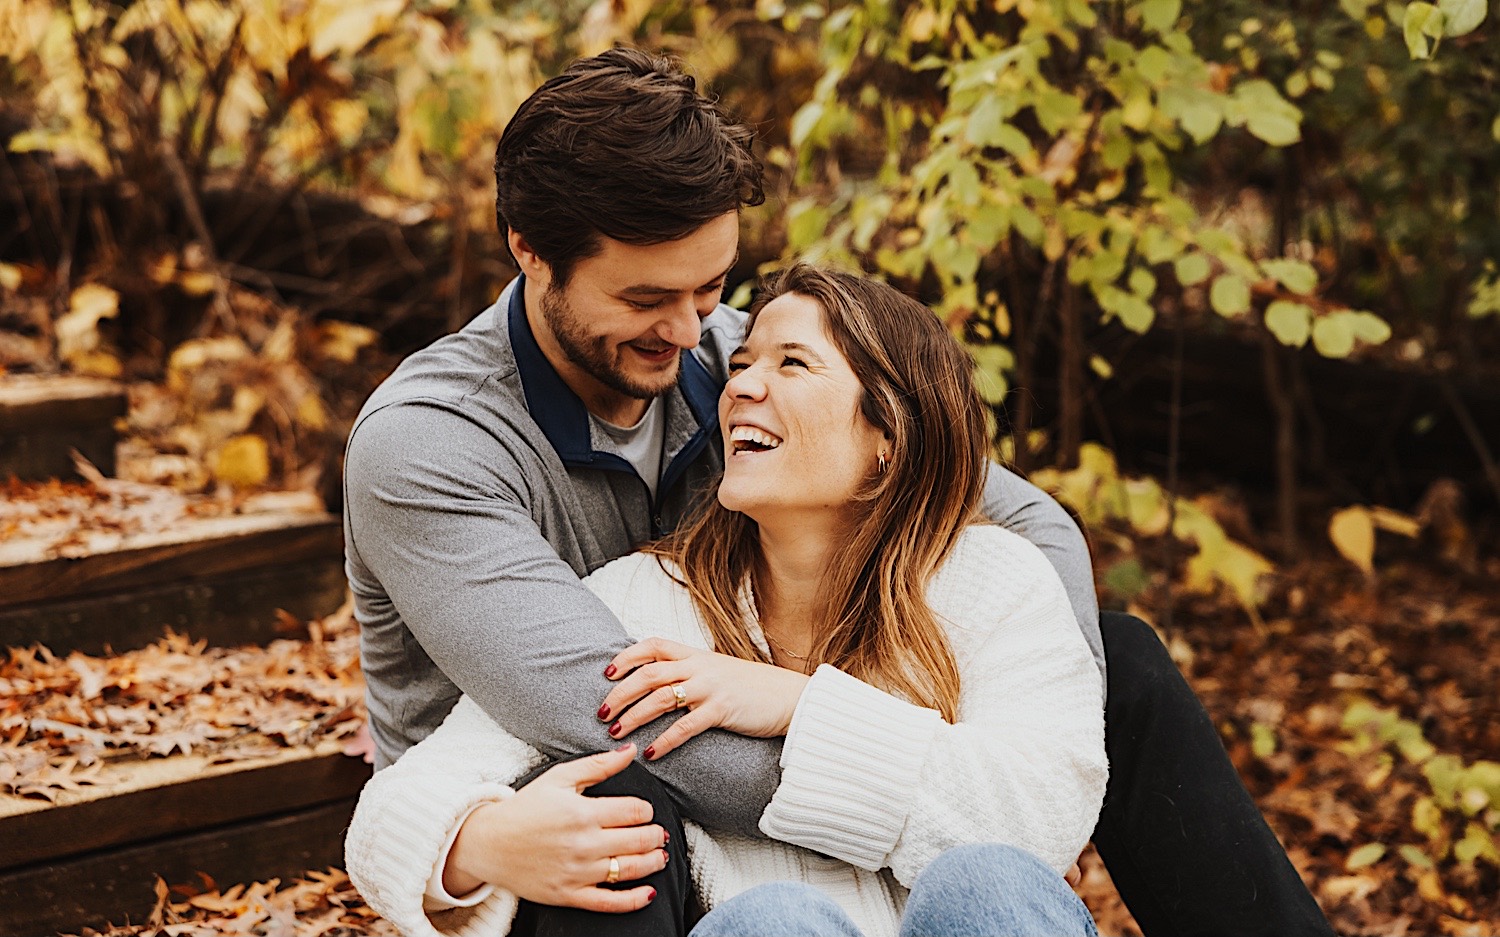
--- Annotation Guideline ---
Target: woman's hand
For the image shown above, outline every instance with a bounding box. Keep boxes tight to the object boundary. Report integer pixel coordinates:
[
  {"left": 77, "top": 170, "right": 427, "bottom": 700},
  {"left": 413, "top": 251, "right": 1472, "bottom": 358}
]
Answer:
[
  {"left": 599, "top": 637, "right": 811, "bottom": 760},
  {"left": 443, "top": 745, "right": 668, "bottom": 912}
]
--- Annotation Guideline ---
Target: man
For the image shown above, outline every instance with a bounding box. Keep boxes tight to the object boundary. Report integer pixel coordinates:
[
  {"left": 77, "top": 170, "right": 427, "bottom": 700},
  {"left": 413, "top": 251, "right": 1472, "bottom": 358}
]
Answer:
[{"left": 343, "top": 48, "right": 1332, "bottom": 937}]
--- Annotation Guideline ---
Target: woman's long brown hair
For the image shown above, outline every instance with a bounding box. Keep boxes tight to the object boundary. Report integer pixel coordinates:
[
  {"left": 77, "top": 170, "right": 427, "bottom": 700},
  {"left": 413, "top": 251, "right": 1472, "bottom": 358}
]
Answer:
[{"left": 647, "top": 265, "right": 990, "bottom": 722}]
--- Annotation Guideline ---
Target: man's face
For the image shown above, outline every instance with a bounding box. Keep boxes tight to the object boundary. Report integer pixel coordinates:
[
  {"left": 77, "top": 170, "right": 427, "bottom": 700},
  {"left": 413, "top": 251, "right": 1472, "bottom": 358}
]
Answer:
[{"left": 527, "top": 212, "right": 740, "bottom": 419}]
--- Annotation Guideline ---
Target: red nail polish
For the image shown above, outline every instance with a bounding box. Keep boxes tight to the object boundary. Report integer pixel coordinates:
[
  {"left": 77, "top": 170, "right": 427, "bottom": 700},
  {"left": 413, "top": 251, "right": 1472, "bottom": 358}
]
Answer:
[
  {"left": 647, "top": 888, "right": 657, "bottom": 902},
  {"left": 663, "top": 831, "right": 670, "bottom": 845},
  {"left": 644, "top": 745, "right": 656, "bottom": 760},
  {"left": 662, "top": 848, "right": 670, "bottom": 863},
  {"left": 597, "top": 703, "right": 610, "bottom": 720},
  {"left": 604, "top": 664, "right": 617, "bottom": 678},
  {"left": 609, "top": 721, "right": 622, "bottom": 736}
]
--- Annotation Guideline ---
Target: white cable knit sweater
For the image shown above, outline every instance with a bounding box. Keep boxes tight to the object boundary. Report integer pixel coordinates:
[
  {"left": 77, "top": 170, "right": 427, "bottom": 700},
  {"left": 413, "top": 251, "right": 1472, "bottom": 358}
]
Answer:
[{"left": 345, "top": 524, "right": 1107, "bottom": 937}]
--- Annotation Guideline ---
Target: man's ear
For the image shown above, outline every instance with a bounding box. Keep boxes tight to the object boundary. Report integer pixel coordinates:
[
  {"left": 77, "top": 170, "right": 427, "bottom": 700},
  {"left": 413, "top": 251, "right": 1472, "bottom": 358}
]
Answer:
[{"left": 507, "top": 229, "right": 551, "bottom": 286}]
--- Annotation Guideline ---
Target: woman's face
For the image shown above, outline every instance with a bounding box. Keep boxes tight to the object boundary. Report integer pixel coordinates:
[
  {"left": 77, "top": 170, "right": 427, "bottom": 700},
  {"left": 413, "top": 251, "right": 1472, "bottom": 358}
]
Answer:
[{"left": 717, "top": 293, "right": 886, "bottom": 524}]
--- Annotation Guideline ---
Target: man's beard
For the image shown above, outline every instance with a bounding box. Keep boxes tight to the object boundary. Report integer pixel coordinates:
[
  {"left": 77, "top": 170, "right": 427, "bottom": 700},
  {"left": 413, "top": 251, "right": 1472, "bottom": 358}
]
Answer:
[{"left": 540, "top": 285, "right": 678, "bottom": 401}]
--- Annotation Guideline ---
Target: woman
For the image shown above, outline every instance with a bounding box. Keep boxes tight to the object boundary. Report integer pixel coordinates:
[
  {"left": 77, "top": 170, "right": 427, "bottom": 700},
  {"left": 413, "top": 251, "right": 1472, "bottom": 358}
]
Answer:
[{"left": 346, "top": 265, "right": 1107, "bottom": 937}]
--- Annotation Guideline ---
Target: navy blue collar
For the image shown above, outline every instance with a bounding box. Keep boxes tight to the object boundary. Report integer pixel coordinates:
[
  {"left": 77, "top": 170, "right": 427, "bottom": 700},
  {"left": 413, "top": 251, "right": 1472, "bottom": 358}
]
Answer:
[{"left": 507, "top": 274, "right": 720, "bottom": 468}]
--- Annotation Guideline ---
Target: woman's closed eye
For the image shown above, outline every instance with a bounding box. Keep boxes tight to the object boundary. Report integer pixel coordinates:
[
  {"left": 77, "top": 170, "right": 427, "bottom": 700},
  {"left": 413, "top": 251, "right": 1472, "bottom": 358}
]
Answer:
[{"left": 781, "top": 356, "right": 807, "bottom": 369}]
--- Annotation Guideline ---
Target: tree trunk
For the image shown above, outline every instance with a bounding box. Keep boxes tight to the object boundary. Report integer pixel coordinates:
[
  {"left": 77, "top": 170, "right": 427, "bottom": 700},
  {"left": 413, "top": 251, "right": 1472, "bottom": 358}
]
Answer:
[{"left": 1260, "top": 325, "right": 1300, "bottom": 560}]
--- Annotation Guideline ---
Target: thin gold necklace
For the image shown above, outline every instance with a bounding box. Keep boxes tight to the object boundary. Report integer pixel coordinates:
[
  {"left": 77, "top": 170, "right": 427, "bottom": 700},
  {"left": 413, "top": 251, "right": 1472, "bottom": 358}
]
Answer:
[{"left": 750, "top": 576, "right": 814, "bottom": 671}]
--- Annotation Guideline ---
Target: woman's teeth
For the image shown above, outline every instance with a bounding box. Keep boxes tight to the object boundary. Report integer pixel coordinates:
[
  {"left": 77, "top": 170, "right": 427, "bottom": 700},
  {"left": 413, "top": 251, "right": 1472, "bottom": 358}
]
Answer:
[{"left": 730, "top": 426, "right": 783, "bottom": 452}]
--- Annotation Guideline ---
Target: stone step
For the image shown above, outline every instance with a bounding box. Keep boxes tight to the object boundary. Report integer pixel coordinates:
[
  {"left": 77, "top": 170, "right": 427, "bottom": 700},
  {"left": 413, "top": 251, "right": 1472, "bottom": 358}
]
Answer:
[
  {"left": 0, "top": 375, "right": 126, "bottom": 481},
  {"left": 0, "top": 743, "right": 371, "bottom": 935},
  {"left": 0, "top": 508, "right": 347, "bottom": 655}
]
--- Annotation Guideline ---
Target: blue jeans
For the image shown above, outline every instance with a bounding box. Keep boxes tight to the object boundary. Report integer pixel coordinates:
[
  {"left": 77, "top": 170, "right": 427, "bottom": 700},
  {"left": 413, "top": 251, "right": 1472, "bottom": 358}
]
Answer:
[{"left": 690, "top": 843, "right": 1098, "bottom": 937}]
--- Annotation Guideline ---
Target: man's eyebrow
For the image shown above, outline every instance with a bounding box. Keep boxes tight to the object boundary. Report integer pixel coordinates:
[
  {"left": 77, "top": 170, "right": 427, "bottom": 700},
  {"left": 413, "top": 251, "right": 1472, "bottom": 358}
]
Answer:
[{"left": 619, "top": 257, "right": 738, "bottom": 296}]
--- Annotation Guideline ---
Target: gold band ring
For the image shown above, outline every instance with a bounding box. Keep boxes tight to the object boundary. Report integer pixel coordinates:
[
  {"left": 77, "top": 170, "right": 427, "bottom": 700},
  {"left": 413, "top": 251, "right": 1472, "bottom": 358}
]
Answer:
[
  {"left": 605, "top": 856, "right": 620, "bottom": 885},
  {"left": 671, "top": 683, "right": 688, "bottom": 709}
]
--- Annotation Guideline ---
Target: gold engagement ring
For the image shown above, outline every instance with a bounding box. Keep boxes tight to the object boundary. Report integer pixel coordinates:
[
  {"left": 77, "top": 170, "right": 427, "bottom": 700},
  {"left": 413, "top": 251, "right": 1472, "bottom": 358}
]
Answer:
[
  {"left": 605, "top": 856, "right": 620, "bottom": 884},
  {"left": 671, "top": 683, "right": 688, "bottom": 709}
]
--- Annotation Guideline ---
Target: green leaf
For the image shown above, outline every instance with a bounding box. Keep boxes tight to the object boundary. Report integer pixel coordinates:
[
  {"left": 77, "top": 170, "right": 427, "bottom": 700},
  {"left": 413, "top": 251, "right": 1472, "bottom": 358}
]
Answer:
[
  {"left": 967, "top": 97, "right": 1034, "bottom": 157},
  {"left": 1265, "top": 300, "right": 1313, "bottom": 347},
  {"left": 969, "top": 343, "right": 1015, "bottom": 405},
  {"left": 1034, "top": 89, "right": 1084, "bottom": 136},
  {"left": 1261, "top": 258, "right": 1319, "bottom": 294},
  {"left": 790, "top": 102, "right": 825, "bottom": 148},
  {"left": 1138, "top": 226, "right": 1181, "bottom": 265},
  {"left": 1251, "top": 722, "right": 1278, "bottom": 759},
  {"left": 1210, "top": 274, "right": 1251, "bottom": 316},
  {"left": 1453, "top": 823, "right": 1500, "bottom": 866},
  {"left": 1129, "top": 267, "right": 1158, "bottom": 298},
  {"left": 1136, "top": 46, "right": 1174, "bottom": 85},
  {"left": 786, "top": 199, "right": 830, "bottom": 250},
  {"left": 1312, "top": 314, "right": 1356, "bottom": 357},
  {"left": 1346, "top": 843, "right": 1387, "bottom": 870},
  {"left": 1246, "top": 111, "right": 1301, "bottom": 146},
  {"left": 1412, "top": 795, "right": 1446, "bottom": 840},
  {"left": 1348, "top": 310, "right": 1392, "bottom": 345},
  {"left": 1399, "top": 844, "right": 1436, "bottom": 869},
  {"left": 1404, "top": 3, "right": 1442, "bottom": 58},
  {"left": 1175, "top": 253, "right": 1211, "bottom": 285},
  {"left": 1098, "top": 286, "right": 1156, "bottom": 332},
  {"left": 1103, "top": 557, "right": 1149, "bottom": 599},
  {"left": 1436, "top": 0, "right": 1485, "bottom": 35},
  {"left": 1179, "top": 100, "right": 1224, "bottom": 144},
  {"left": 1140, "top": 0, "right": 1182, "bottom": 32},
  {"left": 1340, "top": 0, "right": 1377, "bottom": 19},
  {"left": 727, "top": 281, "right": 754, "bottom": 310},
  {"left": 1310, "top": 310, "right": 1389, "bottom": 358}
]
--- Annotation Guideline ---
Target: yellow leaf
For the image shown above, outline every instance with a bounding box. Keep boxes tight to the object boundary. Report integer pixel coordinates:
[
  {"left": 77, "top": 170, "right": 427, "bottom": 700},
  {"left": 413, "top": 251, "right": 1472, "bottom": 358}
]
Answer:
[
  {"left": 314, "top": 320, "right": 378, "bottom": 363},
  {"left": 1416, "top": 868, "right": 1446, "bottom": 903},
  {"left": 212, "top": 434, "right": 270, "bottom": 488},
  {"left": 71, "top": 350, "right": 123, "bottom": 378},
  {"left": 1330, "top": 506, "right": 1376, "bottom": 576},
  {"left": 0, "top": 263, "right": 21, "bottom": 291},
  {"left": 1370, "top": 505, "right": 1422, "bottom": 538},
  {"left": 56, "top": 283, "right": 119, "bottom": 362},
  {"left": 167, "top": 336, "right": 251, "bottom": 390},
  {"left": 230, "top": 387, "right": 266, "bottom": 433},
  {"left": 1346, "top": 842, "right": 1386, "bottom": 870},
  {"left": 149, "top": 254, "right": 178, "bottom": 284},
  {"left": 296, "top": 394, "right": 329, "bottom": 431},
  {"left": 308, "top": 0, "right": 403, "bottom": 60},
  {"left": 175, "top": 271, "right": 218, "bottom": 296}
]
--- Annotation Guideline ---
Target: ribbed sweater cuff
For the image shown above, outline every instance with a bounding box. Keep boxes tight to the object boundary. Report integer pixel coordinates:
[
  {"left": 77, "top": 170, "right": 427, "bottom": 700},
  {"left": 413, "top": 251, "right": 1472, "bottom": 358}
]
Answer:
[
  {"left": 758, "top": 664, "right": 943, "bottom": 870},
  {"left": 347, "top": 780, "right": 520, "bottom": 937}
]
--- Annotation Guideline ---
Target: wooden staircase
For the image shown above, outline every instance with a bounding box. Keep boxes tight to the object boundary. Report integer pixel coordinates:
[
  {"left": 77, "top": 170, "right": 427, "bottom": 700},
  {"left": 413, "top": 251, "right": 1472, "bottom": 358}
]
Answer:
[{"left": 0, "top": 374, "right": 370, "bottom": 936}]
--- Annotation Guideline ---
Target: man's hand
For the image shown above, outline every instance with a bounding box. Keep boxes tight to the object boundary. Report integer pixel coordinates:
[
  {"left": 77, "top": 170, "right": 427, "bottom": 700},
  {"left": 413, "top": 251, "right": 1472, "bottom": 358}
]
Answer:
[
  {"left": 444, "top": 745, "right": 668, "bottom": 911},
  {"left": 599, "top": 638, "right": 810, "bottom": 760}
]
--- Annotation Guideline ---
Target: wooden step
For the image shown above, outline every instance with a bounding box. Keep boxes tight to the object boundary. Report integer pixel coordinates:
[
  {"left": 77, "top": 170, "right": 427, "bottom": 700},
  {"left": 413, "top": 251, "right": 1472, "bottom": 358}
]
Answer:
[
  {"left": 0, "top": 375, "right": 126, "bottom": 481},
  {"left": 0, "top": 509, "right": 347, "bottom": 655},
  {"left": 0, "top": 743, "right": 372, "bottom": 935}
]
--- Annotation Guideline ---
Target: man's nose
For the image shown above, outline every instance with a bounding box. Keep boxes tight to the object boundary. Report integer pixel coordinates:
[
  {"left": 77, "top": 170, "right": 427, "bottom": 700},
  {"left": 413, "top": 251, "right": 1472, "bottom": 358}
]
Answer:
[{"left": 657, "top": 295, "right": 703, "bottom": 350}]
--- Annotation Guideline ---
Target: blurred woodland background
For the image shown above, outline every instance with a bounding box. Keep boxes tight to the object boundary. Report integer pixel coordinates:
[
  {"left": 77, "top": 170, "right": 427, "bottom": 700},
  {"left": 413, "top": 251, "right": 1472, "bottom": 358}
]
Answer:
[{"left": 1, "top": 0, "right": 1498, "bottom": 934}]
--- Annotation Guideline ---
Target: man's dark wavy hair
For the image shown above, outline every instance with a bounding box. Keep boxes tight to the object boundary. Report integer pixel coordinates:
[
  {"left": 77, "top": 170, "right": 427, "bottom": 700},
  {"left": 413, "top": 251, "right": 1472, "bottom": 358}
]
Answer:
[{"left": 493, "top": 48, "right": 764, "bottom": 285}]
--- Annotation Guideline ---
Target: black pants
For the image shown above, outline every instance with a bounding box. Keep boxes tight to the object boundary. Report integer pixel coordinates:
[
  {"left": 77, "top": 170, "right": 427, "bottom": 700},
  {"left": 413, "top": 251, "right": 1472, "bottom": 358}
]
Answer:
[
  {"left": 513, "top": 612, "right": 1333, "bottom": 937},
  {"left": 1093, "top": 611, "right": 1334, "bottom": 937},
  {"left": 510, "top": 760, "right": 694, "bottom": 937}
]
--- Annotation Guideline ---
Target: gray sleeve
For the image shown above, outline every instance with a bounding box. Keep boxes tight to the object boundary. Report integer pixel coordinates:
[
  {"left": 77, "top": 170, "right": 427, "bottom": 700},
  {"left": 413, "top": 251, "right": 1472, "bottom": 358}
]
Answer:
[
  {"left": 979, "top": 461, "right": 1105, "bottom": 686},
  {"left": 344, "top": 403, "right": 781, "bottom": 836}
]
